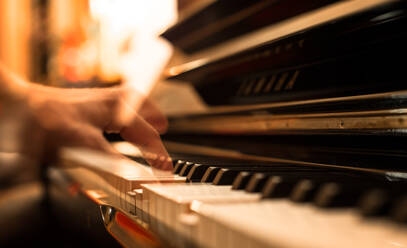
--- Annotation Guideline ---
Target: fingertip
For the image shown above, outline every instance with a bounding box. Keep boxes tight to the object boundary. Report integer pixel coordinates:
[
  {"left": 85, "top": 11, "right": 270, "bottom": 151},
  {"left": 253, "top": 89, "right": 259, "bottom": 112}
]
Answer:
[
  {"left": 160, "top": 155, "right": 173, "bottom": 170},
  {"left": 159, "top": 161, "right": 173, "bottom": 171},
  {"left": 146, "top": 155, "right": 173, "bottom": 171},
  {"left": 157, "top": 122, "right": 168, "bottom": 134}
]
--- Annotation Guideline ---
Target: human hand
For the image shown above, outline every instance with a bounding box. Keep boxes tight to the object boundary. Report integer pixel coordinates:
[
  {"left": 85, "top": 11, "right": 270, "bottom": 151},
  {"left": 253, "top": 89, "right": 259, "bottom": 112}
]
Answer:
[{"left": 0, "top": 65, "right": 172, "bottom": 171}]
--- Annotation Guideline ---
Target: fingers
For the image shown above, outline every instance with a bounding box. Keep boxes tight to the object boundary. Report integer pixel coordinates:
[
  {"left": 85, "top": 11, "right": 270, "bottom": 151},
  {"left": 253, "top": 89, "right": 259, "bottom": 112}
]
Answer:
[
  {"left": 119, "top": 114, "right": 172, "bottom": 171},
  {"left": 79, "top": 86, "right": 167, "bottom": 135},
  {"left": 77, "top": 127, "right": 122, "bottom": 156},
  {"left": 61, "top": 124, "right": 122, "bottom": 156},
  {"left": 69, "top": 86, "right": 172, "bottom": 170},
  {"left": 108, "top": 87, "right": 168, "bottom": 134},
  {"left": 43, "top": 124, "right": 124, "bottom": 163},
  {"left": 138, "top": 99, "right": 168, "bottom": 134}
]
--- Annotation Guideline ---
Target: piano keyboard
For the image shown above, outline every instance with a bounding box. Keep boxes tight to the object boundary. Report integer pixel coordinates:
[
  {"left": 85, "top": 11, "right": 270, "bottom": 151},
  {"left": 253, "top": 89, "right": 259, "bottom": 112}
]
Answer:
[
  {"left": 58, "top": 144, "right": 407, "bottom": 248},
  {"left": 45, "top": 0, "right": 407, "bottom": 247}
]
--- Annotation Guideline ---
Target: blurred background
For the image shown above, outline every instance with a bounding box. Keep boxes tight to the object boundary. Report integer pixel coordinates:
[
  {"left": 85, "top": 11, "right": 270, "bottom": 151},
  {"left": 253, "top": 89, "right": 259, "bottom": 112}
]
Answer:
[
  {"left": 1, "top": 0, "right": 177, "bottom": 91},
  {"left": 0, "top": 0, "right": 206, "bottom": 112}
]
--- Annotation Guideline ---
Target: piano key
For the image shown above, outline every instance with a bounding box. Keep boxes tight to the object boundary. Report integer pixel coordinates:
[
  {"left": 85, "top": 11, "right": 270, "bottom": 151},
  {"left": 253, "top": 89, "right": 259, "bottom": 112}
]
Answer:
[
  {"left": 314, "top": 182, "right": 343, "bottom": 207},
  {"left": 196, "top": 212, "right": 217, "bottom": 248},
  {"left": 173, "top": 160, "right": 187, "bottom": 174},
  {"left": 262, "top": 176, "right": 296, "bottom": 199},
  {"left": 358, "top": 182, "right": 407, "bottom": 217},
  {"left": 195, "top": 161, "right": 305, "bottom": 183},
  {"left": 391, "top": 195, "right": 407, "bottom": 223},
  {"left": 59, "top": 147, "right": 187, "bottom": 227},
  {"left": 177, "top": 213, "right": 200, "bottom": 248},
  {"left": 358, "top": 188, "right": 390, "bottom": 216},
  {"left": 133, "top": 189, "right": 143, "bottom": 219},
  {"left": 179, "top": 162, "right": 195, "bottom": 176},
  {"left": 141, "top": 188, "right": 151, "bottom": 224},
  {"left": 290, "top": 179, "right": 320, "bottom": 202},
  {"left": 245, "top": 173, "right": 269, "bottom": 193},
  {"left": 212, "top": 166, "right": 283, "bottom": 186},
  {"left": 232, "top": 168, "right": 306, "bottom": 190},
  {"left": 187, "top": 163, "right": 210, "bottom": 182},
  {"left": 190, "top": 200, "right": 407, "bottom": 248},
  {"left": 232, "top": 172, "right": 253, "bottom": 190},
  {"left": 213, "top": 168, "right": 241, "bottom": 185},
  {"left": 62, "top": 144, "right": 407, "bottom": 246},
  {"left": 125, "top": 191, "right": 136, "bottom": 215},
  {"left": 288, "top": 172, "right": 354, "bottom": 201},
  {"left": 141, "top": 183, "right": 261, "bottom": 247},
  {"left": 192, "top": 164, "right": 262, "bottom": 183},
  {"left": 223, "top": 167, "right": 344, "bottom": 192},
  {"left": 313, "top": 182, "right": 368, "bottom": 208},
  {"left": 201, "top": 166, "right": 222, "bottom": 183}
]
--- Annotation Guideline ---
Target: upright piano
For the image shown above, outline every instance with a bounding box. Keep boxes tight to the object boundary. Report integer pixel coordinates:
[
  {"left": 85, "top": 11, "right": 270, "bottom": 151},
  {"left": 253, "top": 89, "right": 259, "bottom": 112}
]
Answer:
[{"left": 50, "top": 0, "right": 407, "bottom": 247}]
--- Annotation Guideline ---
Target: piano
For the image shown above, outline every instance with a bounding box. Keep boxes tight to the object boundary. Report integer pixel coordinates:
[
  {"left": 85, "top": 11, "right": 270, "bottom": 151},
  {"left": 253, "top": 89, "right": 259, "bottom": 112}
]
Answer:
[{"left": 49, "top": 0, "right": 407, "bottom": 247}]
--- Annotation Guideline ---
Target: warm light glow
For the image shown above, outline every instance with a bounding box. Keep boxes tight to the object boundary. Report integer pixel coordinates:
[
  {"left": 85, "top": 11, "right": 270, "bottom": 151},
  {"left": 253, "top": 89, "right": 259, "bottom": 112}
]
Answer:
[
  {"left": 0, "top": 0, "right": 31, "bottom": 79},
  {"left": 88, "top": 0, "right": 177, "bottom": 95}
]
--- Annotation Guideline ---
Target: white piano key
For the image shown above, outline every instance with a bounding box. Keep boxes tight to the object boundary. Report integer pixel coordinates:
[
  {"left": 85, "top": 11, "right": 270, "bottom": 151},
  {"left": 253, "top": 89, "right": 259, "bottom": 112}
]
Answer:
[
  {"left": 141, "top": 183, "right": 261, "bottom": 246},
  {"left": 214, "top": 220, "right": 232, "bottom": 248},
  {"left": 126, "top": 191, "right": 136, "bottom": 215},
  {"left": 155, "top": 195, "right": 165, "bottom": 236},
  {"left": 134, "top": 189, "right": 143, "bottom": 219},
  {"left": 190, "top": 200, "right": 407, "bottom": 248},
  {"left": 142, "top": 189, "right": 150, "bottom": 224},
  {"left": 229, "top": 228, "right": 250, "bottom": 248},
  {"left": 59, "top": 147, "right": 185, "bottom": 215},
  {"left": 119, "top": 178, "right": 124, "bottom": 211},
  {"left": 178, "top": 213, "right": 199, "bottom": 248},
  {"left": 123, "top": 180, "right": 130, "bottom": 212}
]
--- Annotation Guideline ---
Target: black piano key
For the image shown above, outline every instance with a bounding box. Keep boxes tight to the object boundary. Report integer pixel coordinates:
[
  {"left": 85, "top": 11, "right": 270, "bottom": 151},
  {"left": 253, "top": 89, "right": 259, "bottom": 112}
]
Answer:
[
  {"left": 314, "top": 182, "right": 340, "bottom": 207},
  {"left": 289, "top": 173, "right": 342, "bottom": 202},
  {"left": 232, "top": 169, "right": 309, "bottom": 191},
  {"left": 212, "top": 166, "right": 283, "bottom": 186},
  {"left": 179, "top": 162, "right": 195, "bottom": 176},
  {"left": 173, "top": 160, "right": 186, "bottom": 174},
  {"left": 201, "top": 167, "right": 221, "bottom": 183},
  {"left": 313, "top": 182, "right": 369, "bottom": 208},
  {"left": 171, "top": 158, "right": 179, "bottom": 166},
  {"left": 187, "top": 164, "right": 210, "bottom": 182},
  {"left": 245, "top": 173, "right": 269, "bottom": 193},
  {"left": 290, "top": 179, "right": 320, "bottom": 202},
  {"left": 213, "top": 169, "right": 241, "bottom": 185},
  {"left": 359, "top": 182, "right": 407, "bottom": 217},
  {"left": 358, "top": 189, "right": 391, "bottom": 216},
  {"left": 232, "top": 172, "right": 252, "bottom": 190},
  {"left": 258, "top": 171, "right": 332, "bottom": 198},
  {"left": 200, "top": 164, "right": 276, "bottom": 183},
  {"left": 262, "top": 176, "right": 296, "bottom": 198},
  {"left": 390, "top": 196, "right": 407, "bottom": 223},
  {"left": 200, "top": 164, "right": 283, "bottom": 183},
  {"left": 285, "top": 171, "right": 377, "bottom": 204}
]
